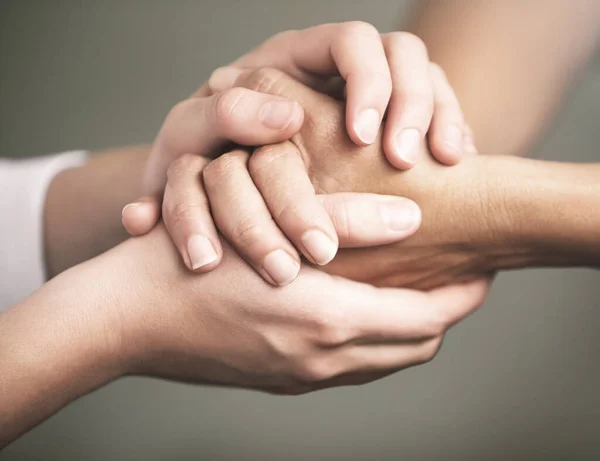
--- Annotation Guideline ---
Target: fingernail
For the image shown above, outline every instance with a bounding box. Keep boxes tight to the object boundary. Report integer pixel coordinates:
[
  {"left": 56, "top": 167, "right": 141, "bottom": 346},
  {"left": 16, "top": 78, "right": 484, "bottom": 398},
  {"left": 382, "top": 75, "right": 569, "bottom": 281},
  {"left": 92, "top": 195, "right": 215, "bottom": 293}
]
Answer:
[
  {"left": 258, "top": 100, "right": 296, "bottom": 130},
  {"left": 380, "top": 200, "right": 422, "bottom": 233},
  {"left": 187, "top": 235, "right": 218, "bottom": 270},
  {"left": 354, "top": 108, "right": 380, "bottom": 144},
  {"left": 263, "top": 250, "right": 300, "bottom": 286},
  {"left": 121, "top": 202, "right": 141, "bottom": 216},
  {"left": 394, "top": 128, "right": 421, "bottom": 165},
  {"left": 208, "top": 66, "right": 242, "bottom": 91},
  {"left": 301, "top": 230, "right": 337, "bottom": 265},
  {"left": 444, "top": 124, "right": 463, "bottom": 154}
]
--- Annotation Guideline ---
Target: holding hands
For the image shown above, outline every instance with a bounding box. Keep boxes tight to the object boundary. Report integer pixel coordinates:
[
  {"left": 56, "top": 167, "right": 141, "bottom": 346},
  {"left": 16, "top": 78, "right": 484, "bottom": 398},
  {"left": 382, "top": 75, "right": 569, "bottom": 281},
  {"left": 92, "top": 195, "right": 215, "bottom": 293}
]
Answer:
[{"left": 123, "top": 22, "right": 476, "bottom": 287}]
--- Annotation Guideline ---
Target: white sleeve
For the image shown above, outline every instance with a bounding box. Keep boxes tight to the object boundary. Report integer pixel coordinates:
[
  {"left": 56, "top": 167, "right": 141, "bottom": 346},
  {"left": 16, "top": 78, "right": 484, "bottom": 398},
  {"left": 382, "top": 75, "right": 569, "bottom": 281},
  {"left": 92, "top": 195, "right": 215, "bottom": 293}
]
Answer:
[{"left": 0, "top": 151, "right": 88, "bottom": 311}]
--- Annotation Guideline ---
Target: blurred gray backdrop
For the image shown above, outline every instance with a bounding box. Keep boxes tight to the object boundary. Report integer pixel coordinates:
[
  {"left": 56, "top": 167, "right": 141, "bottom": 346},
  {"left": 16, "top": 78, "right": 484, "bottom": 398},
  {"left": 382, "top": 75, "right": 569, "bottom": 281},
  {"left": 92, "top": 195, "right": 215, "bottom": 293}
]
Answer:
[{"left": 1, "top": 1, "right": 598, "bottom": 460}]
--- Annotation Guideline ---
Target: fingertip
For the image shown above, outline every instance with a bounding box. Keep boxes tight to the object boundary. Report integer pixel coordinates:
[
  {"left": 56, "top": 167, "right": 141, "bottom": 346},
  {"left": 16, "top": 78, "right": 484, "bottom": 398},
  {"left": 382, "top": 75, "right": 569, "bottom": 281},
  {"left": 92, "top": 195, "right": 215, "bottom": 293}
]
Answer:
[
  {"left": 262, "top": 249, "right": 301, "bottom": 287},
  {"left": 186, "top": 235, "right": 220, "bottom": 272},
  {"left": 351, "top": 108, "right": 382, "bottom": 146},
  {"left": 385, "top": 127, "right": 423, "bottom": 169},
  {"left": 428, "top": 126, "right": 464, "bottom": 166},
  {"left": 281, "top": 100, "right": 305, "bottom": 135},
  {"left": 300, "top": 229, "right": 338, "bottom": 266},
  {"left": 122, "top": 201, "right": 160, "bottom": 236},
  {"left": 378, "top": 196, "right": 422, "bottom": 239},
  {"left": 382, "top": 129, "right": 417, "bottom": 170}
]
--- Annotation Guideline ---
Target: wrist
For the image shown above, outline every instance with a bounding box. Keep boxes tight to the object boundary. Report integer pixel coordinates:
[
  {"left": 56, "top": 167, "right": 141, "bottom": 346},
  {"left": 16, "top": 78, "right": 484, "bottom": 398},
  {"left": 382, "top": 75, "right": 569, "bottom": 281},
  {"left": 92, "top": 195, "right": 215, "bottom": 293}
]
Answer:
[{"left": 0, "top": 261, "right": 128, "bottom": 445}]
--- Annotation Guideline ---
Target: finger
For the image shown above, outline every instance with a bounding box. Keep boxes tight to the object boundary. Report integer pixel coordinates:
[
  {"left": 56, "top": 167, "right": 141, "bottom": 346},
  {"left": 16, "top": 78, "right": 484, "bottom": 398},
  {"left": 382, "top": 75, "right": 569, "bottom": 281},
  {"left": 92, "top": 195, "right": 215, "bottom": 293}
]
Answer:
[
  {"left": 288, "top": 338, "right": 441, "bottom": 391},
  {"left": 122, "top": 197, "right": 161, "bottom": 236},
  {"left": 248, "top": 141, "right": 421, "bottom": 256},
  {"left": 426, "top": 277, "right": 491, "bottom": 328},
  {"left": 249, "top": 141, "right": 339, "bottom": 265},
  {"left": 334, "top": 278, "right": 490, "bottom": 344},
  {"left": 463, "top": 123, "right": 479, "bottom": 155},
  {"left": 208, "top": 67, "right": 326, "bottom": 117},
  {"left": 145, "top": 88, "right": 304, "bottom": 195},
  {"left": 380, "top": 32, "right": 434, "bottom": 169},
  {"left": 212, "top": 22, "right": 393, "bottom": 146},
  {"left": 427, "top": 62, "right": 467, "bottom": 165},
  {"left": 203, "top": 149, "right": 301, "bottom": 286},
  {"left": 161, "top": 154, "right": 222, "bottom": 272},
  {"left": 321, "top": 337, "right": 443, "bottom": 385},
  {"left": 318, "top": 193, "right": 422, "bottom": 247}
]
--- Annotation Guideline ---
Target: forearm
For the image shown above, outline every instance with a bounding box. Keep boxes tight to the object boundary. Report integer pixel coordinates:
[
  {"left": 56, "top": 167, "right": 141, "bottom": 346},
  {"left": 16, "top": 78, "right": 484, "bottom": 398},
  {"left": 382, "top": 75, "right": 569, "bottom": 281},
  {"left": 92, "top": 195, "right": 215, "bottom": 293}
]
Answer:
[
  {"left": 482, "top": 156, "right": 600, "bottom": 269},
  {"left": 0, "top": 261, "right": 126, "bottom": 447},
  {"left": 44, "top": 145, "right": 150, "bottom": 277},
  {"left": 409, "top": 0, "right": 600, "bottom": 157}
]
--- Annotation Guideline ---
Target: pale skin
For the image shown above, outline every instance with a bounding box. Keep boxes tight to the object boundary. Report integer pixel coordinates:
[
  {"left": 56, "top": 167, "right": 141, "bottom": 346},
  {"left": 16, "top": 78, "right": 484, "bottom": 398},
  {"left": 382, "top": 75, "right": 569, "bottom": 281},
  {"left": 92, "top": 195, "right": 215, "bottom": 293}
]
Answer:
[
  {"left": 3, "top": 0, "right": 600, "bottom": 448},
  {"left": 3, "top": 22, "right": 476, "bottom": 447}
]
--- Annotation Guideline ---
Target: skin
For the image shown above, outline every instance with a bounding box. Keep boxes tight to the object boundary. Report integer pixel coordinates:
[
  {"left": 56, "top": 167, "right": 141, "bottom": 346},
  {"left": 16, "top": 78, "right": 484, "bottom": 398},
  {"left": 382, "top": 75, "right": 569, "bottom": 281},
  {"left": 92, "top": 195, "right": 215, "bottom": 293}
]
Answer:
[
  {"left": 125, "top": 25, "right": 473, "bottom": 283},
  {"left": 7, "top": 1, "right": 600, "bottom": 448},
  {"left": 410, "top": 0, "right": 600, "bottom": 157},
  {"left": 0, "top": 225, "right": 490, "bottom": 447},
  {"left": 4, "top": 21, "right": 477, "bottom": 446},
  {"left": 46, "top": 23, "right": 469, "bottom": 281},
  {"left": 127, "top": 5, "right": 600, "bottom": 283},
  {"left": 204, "top": 68, "right": 600, "bottom": 290}
]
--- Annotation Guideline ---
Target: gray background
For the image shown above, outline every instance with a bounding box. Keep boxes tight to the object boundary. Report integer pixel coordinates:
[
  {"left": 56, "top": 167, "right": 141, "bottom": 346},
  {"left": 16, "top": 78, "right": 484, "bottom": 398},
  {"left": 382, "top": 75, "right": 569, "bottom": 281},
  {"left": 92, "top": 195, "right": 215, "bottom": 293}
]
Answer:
[{"left": 1, "top": 1, "right": 598, "bottom": 460}]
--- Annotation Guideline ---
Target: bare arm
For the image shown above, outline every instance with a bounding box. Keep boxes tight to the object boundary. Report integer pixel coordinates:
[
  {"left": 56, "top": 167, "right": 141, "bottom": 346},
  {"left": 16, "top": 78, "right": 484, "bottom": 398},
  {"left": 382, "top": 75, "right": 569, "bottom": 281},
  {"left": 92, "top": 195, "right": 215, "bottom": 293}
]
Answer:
[
  {"left": 409, "top": 0, "right": 600, "bottom": 157},
  {"left": 482, "top": 156, "right": 600, "bottom": 269},
  {"left": 43, "top": 145, "right": 150, "bottom": 277}
]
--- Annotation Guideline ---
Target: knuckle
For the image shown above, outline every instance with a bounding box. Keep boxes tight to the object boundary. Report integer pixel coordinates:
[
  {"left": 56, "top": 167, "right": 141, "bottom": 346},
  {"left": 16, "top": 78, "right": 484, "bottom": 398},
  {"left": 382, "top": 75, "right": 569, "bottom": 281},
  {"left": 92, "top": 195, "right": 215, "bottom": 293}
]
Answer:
[
  {"left": 292, "top": 358, "right": 336, "bottom": 384},
  {"left": 327, "top": 198, "right": 352, "bottom": 242},
  {"left": 231, "top": 218, "right": 265, "bottom": 248},
  {"left": 396, "top": 89, "right": 434, "bottom": 121},
  {"left": 203, "top": 151, "right": 247, "bottom": 185},
  {"left": 248, "top": 144, "right": 288, "bottom": 176},
  {"left": 164, "top": 201, "right": 197, "bottom": 228},
  {"left": 312, "top": 311, "right": 354, "bottom": 348},
  {"left": 245, "top": 67, "right": 288, "bottom": 95},
  {"left": 165, "top": 153, "right": 199, "bottom": 182},
  {"left": 213, "top": 87, "right": 247, "bottom": 128},
  {"left": 340, "top": 20, "right": 379, "bottom": 38},
  {"left": 388, "top": 31, "right": 427, "bottom": 56}
]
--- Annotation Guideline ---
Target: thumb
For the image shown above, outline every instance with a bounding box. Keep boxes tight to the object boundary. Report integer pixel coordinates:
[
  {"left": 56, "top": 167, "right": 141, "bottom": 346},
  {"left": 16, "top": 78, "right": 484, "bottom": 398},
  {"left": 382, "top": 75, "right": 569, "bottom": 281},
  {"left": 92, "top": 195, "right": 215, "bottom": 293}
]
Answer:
[
  {"left": 318, "top": 193, "right": 421, "bottom": 248},
  {"left": 122, "top": 196, "right": 161, "bottom": 236}
]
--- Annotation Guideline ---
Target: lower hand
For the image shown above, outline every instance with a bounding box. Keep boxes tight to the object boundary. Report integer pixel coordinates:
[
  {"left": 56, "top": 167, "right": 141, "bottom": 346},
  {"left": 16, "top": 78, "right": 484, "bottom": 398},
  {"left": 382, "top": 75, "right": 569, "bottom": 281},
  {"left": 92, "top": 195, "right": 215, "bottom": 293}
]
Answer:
[{"left": 87, "top": 225, "right": 491, "bottom": 394}]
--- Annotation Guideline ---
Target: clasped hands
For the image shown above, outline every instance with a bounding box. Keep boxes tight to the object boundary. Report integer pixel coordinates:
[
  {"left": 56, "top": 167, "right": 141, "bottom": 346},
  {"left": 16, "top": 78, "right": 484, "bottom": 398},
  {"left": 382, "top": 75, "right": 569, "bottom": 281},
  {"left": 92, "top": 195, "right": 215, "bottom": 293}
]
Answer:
[{"left": 110, "top": 23, "right": 498, "bottom": 395}]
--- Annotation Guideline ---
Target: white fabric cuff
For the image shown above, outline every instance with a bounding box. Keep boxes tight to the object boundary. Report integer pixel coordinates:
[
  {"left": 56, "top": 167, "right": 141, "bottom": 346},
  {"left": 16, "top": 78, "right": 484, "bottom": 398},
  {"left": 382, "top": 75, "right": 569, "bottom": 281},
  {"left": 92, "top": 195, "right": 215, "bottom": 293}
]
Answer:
[{"left": 0, "top": 151, "right": 89, "bottom": 310}]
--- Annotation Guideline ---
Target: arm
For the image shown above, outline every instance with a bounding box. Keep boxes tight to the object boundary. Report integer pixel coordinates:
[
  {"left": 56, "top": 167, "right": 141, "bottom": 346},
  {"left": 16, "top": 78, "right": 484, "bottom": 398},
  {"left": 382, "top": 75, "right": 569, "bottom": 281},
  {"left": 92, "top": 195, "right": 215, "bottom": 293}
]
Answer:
[
  {"left": 409, "top": 0, "right": 600, "bottom": 157},
  {"left": 480, "top": 156, "right": 600, "bottom": 268},
  {"left": 208, "top": 68, "right": 600, "bottom": 289},
  {"left": 43, "top": 145, "right": 149, "bottom": 277},
  {"left": 0, "top": 223, "right": 489, "bottom": 447},
  {"left": 43, "top": 88, "right": 307, "bottom": 278}
]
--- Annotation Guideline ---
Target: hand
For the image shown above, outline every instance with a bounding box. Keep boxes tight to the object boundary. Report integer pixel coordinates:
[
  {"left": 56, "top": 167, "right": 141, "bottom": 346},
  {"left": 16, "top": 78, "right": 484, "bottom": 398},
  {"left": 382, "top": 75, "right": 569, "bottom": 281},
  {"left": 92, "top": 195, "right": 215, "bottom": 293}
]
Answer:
[
  {"left": 204, "top": 23, "right": 476, "bottom": 169},
  {"left": 210, "top": 68, "right": 501, "bottom": 290},
  {"left": 124, "top": 93, "right": 423, "bottom": 283},
  {"left": 143, "top": 152, "right": 421, "bottom": 286},
  {"left": 92, "top": 225, "right": 491, "bottom": 395},
  {"left": 124, "top": 23, "right": 471, "bottom": 283},
  {"left": 137, "top": 85, "right": 305, "bottom": 204},
  {"left": 0, "top": 222, "right": 490, "bottom": 446}
]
